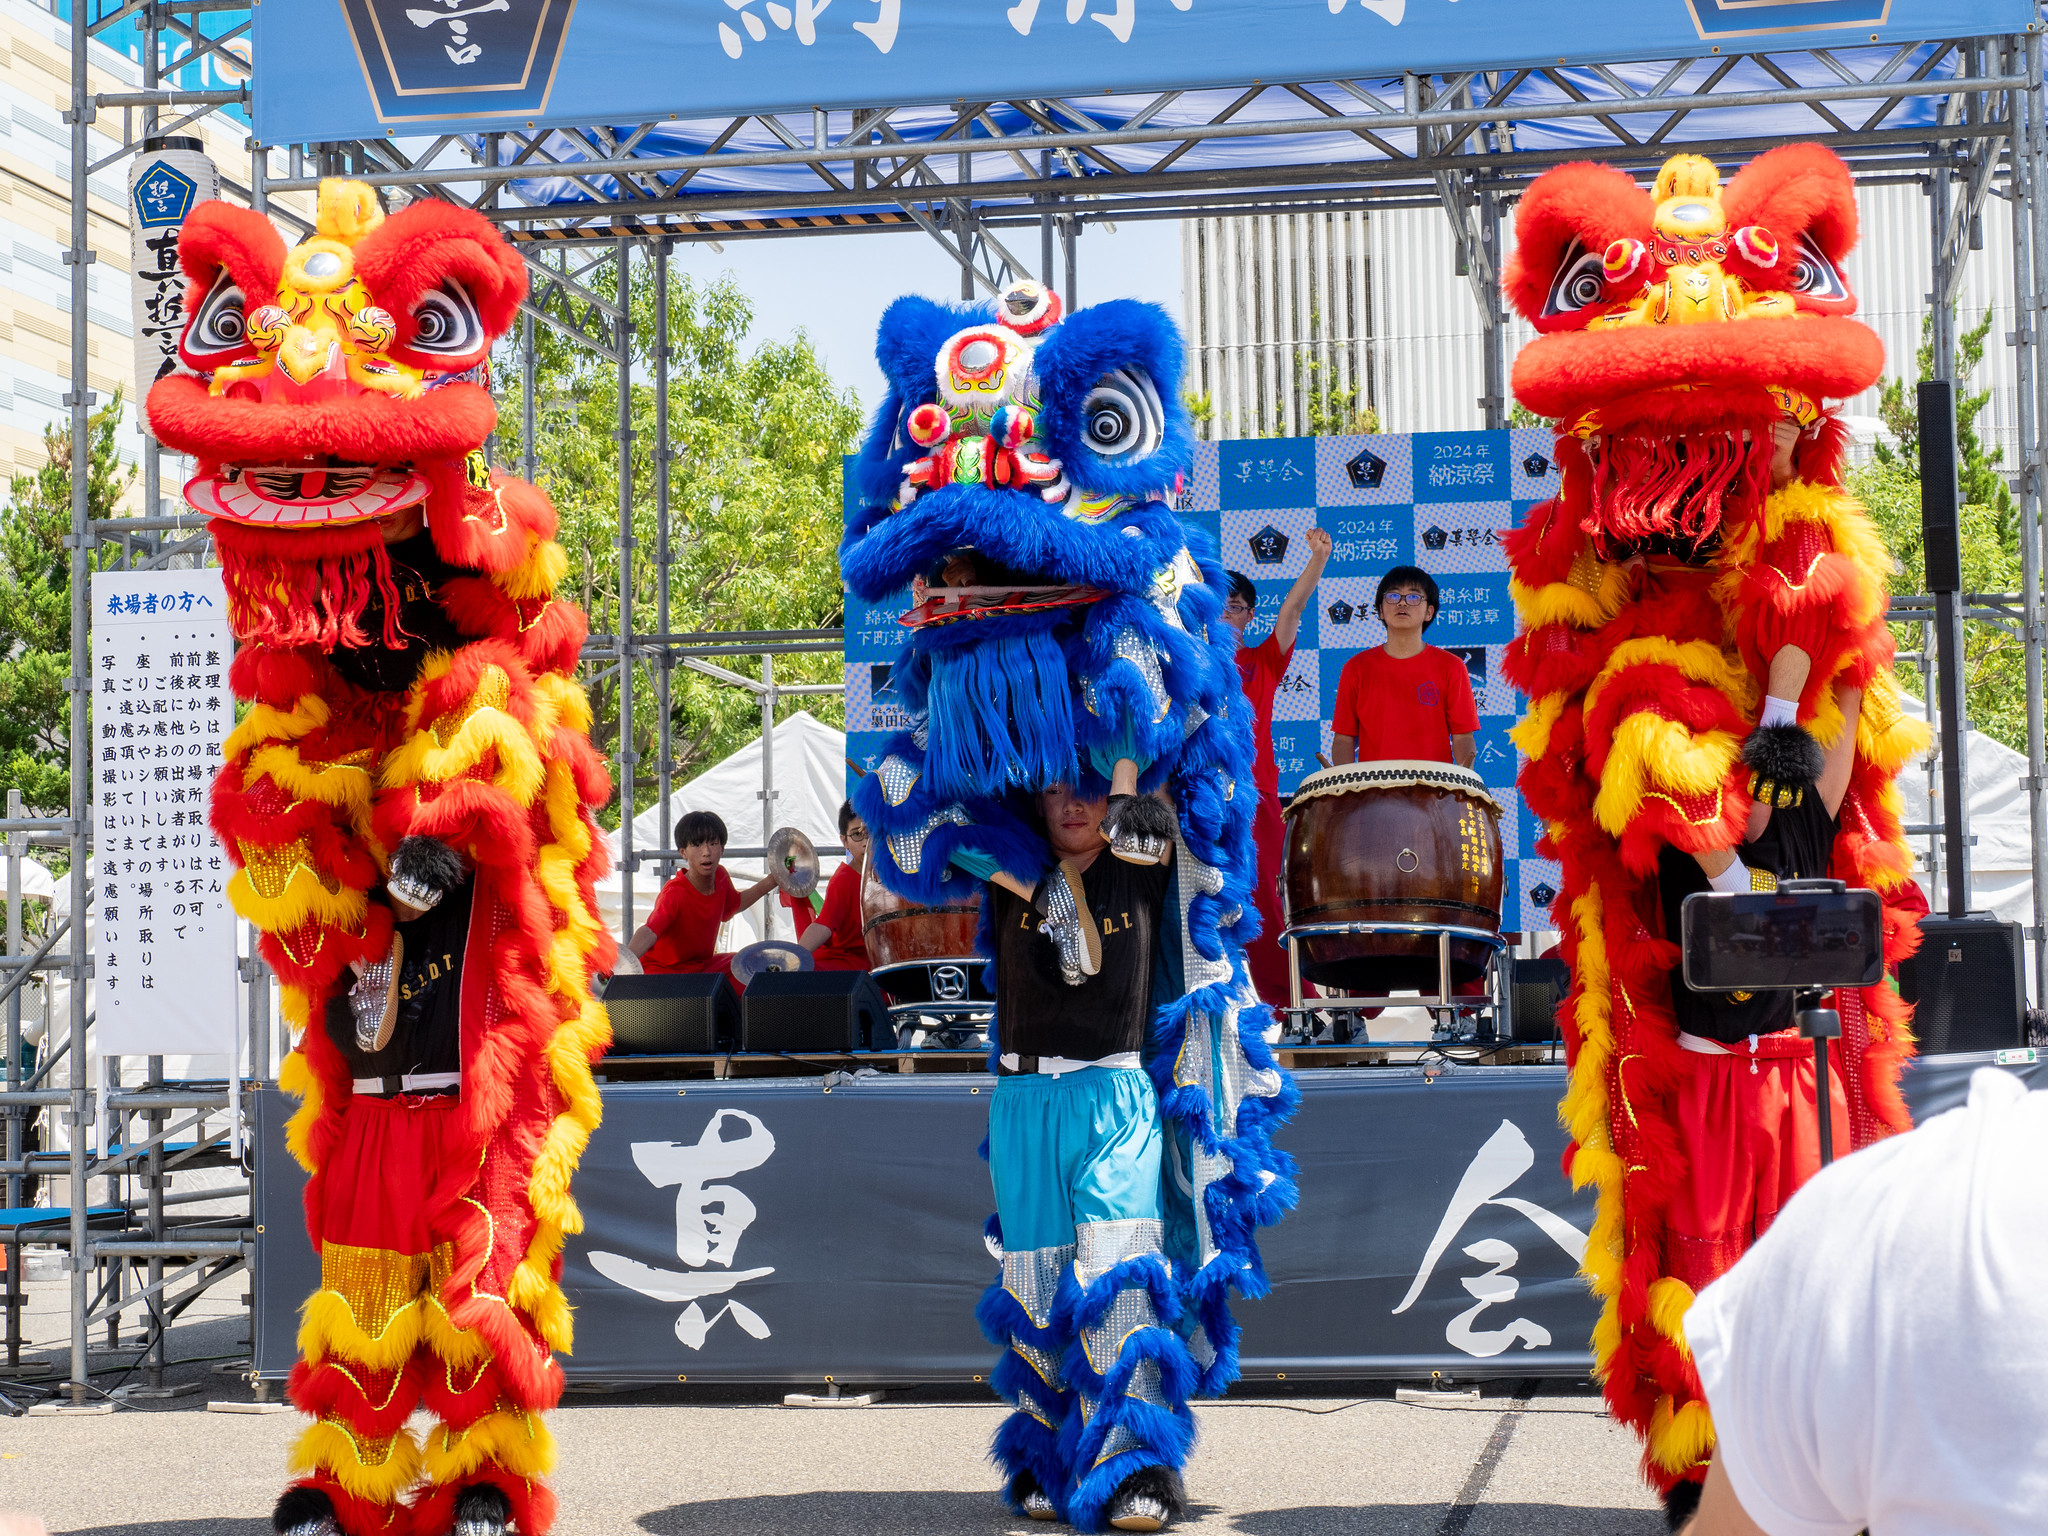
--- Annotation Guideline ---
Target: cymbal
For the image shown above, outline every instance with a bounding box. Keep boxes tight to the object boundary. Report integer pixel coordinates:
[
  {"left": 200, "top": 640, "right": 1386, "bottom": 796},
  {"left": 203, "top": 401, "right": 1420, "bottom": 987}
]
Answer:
[
  {"left": 768, "top": 824, "right": 819, "bottom": 898},
  {"left": 732, "top": 937, "right": 813, "bottom": 988}
]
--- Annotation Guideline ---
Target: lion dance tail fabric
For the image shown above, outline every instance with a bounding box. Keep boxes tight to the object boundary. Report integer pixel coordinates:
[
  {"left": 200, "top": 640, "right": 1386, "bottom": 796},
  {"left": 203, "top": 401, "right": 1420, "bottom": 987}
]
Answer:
[
  {"left": 150, "top": 182, "right": 612, "bottom": 1536},
  {"left": 841, "top": 284, "right": 1297, "bottom": 1530},
  {"left": 1499, "top": 146, "right": 1927, "bottom": 1505}
]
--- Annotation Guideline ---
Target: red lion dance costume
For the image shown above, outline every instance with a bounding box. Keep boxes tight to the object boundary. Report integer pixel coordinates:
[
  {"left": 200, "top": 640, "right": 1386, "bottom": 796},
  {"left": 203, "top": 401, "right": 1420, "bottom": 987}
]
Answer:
[
  {"left": 147, "top": 181, "right": 613, "bottom": 1536},
  {"left": 1500, "top": 146, "right": 1927, "bottom": 1523}
]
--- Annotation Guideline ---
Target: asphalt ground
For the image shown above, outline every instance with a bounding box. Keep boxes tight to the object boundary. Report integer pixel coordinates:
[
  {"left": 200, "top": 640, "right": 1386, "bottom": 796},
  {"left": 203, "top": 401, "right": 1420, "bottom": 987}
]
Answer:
[{"left": 0, "top": 1278, "right": 1665, "bottom": 1536}]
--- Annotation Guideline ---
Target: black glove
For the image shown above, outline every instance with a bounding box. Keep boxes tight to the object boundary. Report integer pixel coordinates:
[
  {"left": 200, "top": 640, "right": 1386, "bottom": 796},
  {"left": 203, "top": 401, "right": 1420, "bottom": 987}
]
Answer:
[
  {"left": 387, "top": 835, "right": 467, "bottom": 914},
  {"left": 1102, "top": 793, "right": 1175, "bottom": 865},
  {"left": 1742, "top": 722, "right": 1825, "bottom": 810}
]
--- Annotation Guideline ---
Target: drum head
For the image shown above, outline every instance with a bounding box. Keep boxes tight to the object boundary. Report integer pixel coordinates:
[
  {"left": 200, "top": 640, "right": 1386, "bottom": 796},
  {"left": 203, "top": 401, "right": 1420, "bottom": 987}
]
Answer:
[
  {"left": 1287, "top": 758, "right": 1500, "bottom": 814},
  {"left": 732, "top": 938, "right": 813, "bottom": 987}
]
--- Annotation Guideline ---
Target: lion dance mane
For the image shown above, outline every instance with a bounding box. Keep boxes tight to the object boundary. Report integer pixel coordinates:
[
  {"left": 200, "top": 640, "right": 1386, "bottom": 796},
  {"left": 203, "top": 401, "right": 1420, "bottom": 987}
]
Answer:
[
  {"left": 149, "top": 181, "right": 613, "bottom": 1535},
  {"left": 1501, "top": 145, "right": 1927, "bottom": 1497}
]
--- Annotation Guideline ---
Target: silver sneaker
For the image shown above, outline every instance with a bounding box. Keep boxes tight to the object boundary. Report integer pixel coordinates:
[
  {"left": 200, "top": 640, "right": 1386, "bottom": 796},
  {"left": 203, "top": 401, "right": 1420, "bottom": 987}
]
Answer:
[
  {"left": 348, "top": 933, "right": 402, "bottom": 1054},
  {"left": 1035, "top": 862, "right": 1101, "bottom": 986},
  {"left": 1108, "top": 1489, "right": 1169, "bottom": 1532},
  {"left": 1022, "top": 1485, "right": 1058, "bottom": 1522}
]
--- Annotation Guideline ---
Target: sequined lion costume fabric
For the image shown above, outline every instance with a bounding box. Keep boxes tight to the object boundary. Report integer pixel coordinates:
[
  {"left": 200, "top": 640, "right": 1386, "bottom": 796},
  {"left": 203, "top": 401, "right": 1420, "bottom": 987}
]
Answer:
[
  {"left": 147, "top": 182, "right": 612, "bottom": 1536},
  {"left": 1500, "top": 145, "right": 1927, "bottom": 1515},
  {"left": 842, "top": 282, "right": 1297, "bottom": 1531}
]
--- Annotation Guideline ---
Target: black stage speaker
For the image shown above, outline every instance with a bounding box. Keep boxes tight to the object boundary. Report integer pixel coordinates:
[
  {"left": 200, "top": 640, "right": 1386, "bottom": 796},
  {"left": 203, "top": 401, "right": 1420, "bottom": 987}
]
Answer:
[
  {"left": 603, "top": 973, "right": 739, "bottom": 1054},
  {"left": 741, "top": 970, "right": 895, "bottom": 1053},
  {"left": 1898, "top": 917, "right": 2026, "bottom": 1054},
  {"left": 1508, "top": 956, "right": 1569, "bottom": 1044}
]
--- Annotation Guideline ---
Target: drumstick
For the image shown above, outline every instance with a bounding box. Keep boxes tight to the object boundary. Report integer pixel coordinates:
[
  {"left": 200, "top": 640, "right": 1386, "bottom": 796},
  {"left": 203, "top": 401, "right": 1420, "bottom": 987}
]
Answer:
[{"left": 1315, "top": 752, "right": 1332, "bottom": 770}]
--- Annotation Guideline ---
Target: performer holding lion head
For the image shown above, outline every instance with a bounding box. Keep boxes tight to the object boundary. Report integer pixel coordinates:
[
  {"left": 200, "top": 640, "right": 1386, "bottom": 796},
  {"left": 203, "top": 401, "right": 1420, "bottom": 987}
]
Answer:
[
  {"left": 149, "top": 182, "right": 612, "bottom": 1536},
  {"left": 1500, "top": 145, "right": 1929, "bottom": 1524}
]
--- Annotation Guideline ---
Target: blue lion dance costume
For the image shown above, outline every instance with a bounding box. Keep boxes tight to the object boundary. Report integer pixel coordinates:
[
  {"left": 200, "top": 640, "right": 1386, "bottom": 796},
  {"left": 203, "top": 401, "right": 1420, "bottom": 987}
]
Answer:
[{"left": 842, "top": 281, "right": 1298, "bottom": 1531}]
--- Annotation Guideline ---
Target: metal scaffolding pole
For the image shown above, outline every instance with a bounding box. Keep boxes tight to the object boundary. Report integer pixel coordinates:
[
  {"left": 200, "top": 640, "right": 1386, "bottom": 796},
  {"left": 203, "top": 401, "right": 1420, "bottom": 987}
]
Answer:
[
  {"left": 521, "top": 310, "right": 537, "bottom": 489},
  {"left": 2024, "top": 35, "right": 2048, "bottom": 1013},
  {"left": 66, "top": 0, "right": 95, "bottom": 1410},
  {"left": 653, "top": 241, "right": 675, "bottom": 860},
  {"left": 615, "top": 241, "right": 638, "bottom": 937}
]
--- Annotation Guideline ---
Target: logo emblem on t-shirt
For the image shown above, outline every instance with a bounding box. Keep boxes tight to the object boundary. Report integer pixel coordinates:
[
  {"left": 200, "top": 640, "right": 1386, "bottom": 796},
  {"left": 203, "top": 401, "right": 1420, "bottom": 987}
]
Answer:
[{"left": 1417, "top": 681, "right": 1441, "bottom": 707}]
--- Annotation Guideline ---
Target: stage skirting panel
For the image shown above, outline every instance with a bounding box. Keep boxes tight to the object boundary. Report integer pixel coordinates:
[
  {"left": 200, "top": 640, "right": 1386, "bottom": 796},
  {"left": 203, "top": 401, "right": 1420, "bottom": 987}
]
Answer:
[{"left": 251, "top": 1054, "right": 2040, "bottom": 1385}]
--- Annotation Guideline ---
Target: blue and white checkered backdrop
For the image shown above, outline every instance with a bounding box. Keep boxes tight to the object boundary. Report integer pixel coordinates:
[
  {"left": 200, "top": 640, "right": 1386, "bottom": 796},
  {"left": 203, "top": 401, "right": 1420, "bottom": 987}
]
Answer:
[{"left": 842, "top": 430, "right": 1564, "bottom": 932}]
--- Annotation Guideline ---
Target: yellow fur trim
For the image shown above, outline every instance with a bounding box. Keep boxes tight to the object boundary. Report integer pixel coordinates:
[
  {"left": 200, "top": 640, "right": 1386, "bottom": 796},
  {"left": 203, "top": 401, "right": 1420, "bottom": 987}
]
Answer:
[
  {"left": 533, "top": 671, "right": 593, "bottom": 734},
  {"left": 1593, "top": 717, "right": 1739, "bottom": 837},
  {"left": 226, "top": 867, "right": 367, "bottom": 938},
  {"left": 290, "top": 1420, "right": 424, "bottom": 1505},
  {"left": 224, "top": 694, "right": 329, "bottom": 757},
  {"left": 246, "top": 744, "right": 375, "bottom": 814},
  {"left": 1647, "top": 1277, "right": 1697, "bottom": 1358},
  {"left": 1647, "top": 1395, "right": 1717, "bottom": 1474},
  {"left": 1584, "top": 637, "right": 1754, "bottom": 723},
  {"left": 298, "top": 1286, "right": 424, "bottom": 1373},
  {"left": 1557, "top": 885, "right": 1628, "bottom": 1388},
  {"left": 494, "top": 539, "right": 571, "bottom": 602},
  {"left": 1510, "top": 693, "right": 1566, "bottom": 762},
  {"left": 1715, "top": 479, "right": 1890, "bottom": 630},
  {"left": 419, "top": 1407, "right": 557, "bottom": 1484},
  {"left": 1509, "top": 559, "right": 1632, "bottom": 631},
  {"left": 419, "top": 1293, "right": 493, "bottom": 1372},
  {"left": 379, "top": 698, "right": 546, "bottom": 807},
  {"left": 279, "top": 1040, "right": 322, "bottom": 1174}
]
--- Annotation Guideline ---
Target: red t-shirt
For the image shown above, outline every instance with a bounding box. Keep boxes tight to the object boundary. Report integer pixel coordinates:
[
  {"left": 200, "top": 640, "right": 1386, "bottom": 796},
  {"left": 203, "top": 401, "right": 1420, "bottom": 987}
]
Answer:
[
  {"left": 1331, "top": 646, "right": 1479, "bottom": 763},
  {"left": 1235, "top": 631, "right": 1294, "bottom": 803},
  {"left": 642, "top": 866, "right": 743, "bottom": 973},
  {"left": 785, "top": 862, "right": 869, "bottom": 971}
]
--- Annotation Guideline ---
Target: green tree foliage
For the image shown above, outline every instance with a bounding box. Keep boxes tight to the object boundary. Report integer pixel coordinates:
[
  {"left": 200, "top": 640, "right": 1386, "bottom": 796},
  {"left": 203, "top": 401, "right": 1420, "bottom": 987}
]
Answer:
[
  {"left": 0, "top": 395, "right": 130, "bottom": 814},
  {"left": 1848, "top": 307, "right": 2026, "bottom": 751},
  {"left": 494, "top": 271, "right": 862, "bottom": 826}
]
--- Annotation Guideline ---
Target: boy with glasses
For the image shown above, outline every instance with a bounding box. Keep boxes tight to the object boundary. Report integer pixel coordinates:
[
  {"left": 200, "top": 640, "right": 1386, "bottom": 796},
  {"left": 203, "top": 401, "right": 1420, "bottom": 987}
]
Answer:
[{"left": 1330, "top": 566, "right": 1477, "bottom": 768}]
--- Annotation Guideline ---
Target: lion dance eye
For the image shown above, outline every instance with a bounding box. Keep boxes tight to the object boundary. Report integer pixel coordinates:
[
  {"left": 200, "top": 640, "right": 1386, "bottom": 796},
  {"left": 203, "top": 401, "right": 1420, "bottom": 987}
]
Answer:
[
  {"left": 187, "top": 270, "right": 251, "bottom": 357},
  {"left": 1784, "top": 235, "right": 1849, "bottom": 301},
  {"left": 1081, "top": 368, "right": 1162, "bottom": 461},
  {"left": 1542, "top": 241, "right": 1612, "bottom": 317},
  {"left": 408, "top": 279, "right": 483, "bottom": 356}
]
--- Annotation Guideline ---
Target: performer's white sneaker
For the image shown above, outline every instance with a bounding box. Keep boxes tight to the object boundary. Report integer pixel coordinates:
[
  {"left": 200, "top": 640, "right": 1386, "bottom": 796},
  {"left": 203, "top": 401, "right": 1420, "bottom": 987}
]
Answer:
[
  {"left": 1023, "top": 1486, "right": 1058, "bottom": 1522},
  {"left": 1106, "top": 1467, "right": 1185, "bottom": 1532}
]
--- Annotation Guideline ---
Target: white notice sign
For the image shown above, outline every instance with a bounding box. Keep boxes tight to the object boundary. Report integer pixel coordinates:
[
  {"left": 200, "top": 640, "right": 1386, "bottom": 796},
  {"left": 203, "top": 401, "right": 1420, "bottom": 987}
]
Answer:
[{"left": 90, "top": 568, "right": 236, "bottom": 1058}]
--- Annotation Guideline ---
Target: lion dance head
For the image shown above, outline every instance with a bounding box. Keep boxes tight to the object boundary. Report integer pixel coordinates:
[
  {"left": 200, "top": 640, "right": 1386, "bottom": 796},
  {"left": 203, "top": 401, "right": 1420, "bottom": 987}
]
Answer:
[{"left": 1504, "top": 144, "right": 1884, "bottom": 555}]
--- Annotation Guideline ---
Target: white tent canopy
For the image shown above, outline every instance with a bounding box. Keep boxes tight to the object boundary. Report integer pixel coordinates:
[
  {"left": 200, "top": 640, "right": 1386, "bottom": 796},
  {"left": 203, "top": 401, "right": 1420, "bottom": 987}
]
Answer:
[
  {"left": 1898, "top": 695, "right": 2035, "bottom": 969},
  {"left": 596, "top": 709, "right": 852, "bottom": 949},
  {"left": 0, "top": 857, "right": 56, "bottom": 901}
]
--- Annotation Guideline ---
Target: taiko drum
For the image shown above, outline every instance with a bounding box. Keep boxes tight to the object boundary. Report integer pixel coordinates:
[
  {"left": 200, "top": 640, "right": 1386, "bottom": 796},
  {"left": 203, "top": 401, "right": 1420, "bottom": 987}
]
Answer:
[
  {"left": 1280, "top": 760, "right": 1504, "bottom": 993},
  {"left": 860, "top": 859, "right": 985, "bottom": 1006}
]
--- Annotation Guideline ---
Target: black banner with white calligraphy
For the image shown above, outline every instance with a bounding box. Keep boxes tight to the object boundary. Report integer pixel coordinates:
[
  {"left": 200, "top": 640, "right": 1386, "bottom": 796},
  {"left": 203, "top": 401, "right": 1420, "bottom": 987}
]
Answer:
[{"left": 251, "top": 1053, "right": 2047, "bottom": 1384}]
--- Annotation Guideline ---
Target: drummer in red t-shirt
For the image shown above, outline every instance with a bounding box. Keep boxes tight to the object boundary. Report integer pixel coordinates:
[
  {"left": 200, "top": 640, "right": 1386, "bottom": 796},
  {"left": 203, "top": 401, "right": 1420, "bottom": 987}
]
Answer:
[
  {"left": 1223, "top": 525, "right": 1331, "bottom": 1006},
  {"left": 1331, "top": 566, "right": 1478, "bottom": 768},
  {"left": 784, "top": 800, "right": 872, "bottom": 971},
  {"left": 627, "top": 810, "right": 779, "bottom": 976}
]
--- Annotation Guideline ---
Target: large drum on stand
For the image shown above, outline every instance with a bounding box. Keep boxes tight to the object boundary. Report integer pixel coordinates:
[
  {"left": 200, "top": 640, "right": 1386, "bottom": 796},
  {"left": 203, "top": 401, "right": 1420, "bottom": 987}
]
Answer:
[
  {"left": 1280, "top": 760, "right": 1504, "bottom": 995},
  {"left": 860, "top": 862, "right": 992, "bottom": 1037}
]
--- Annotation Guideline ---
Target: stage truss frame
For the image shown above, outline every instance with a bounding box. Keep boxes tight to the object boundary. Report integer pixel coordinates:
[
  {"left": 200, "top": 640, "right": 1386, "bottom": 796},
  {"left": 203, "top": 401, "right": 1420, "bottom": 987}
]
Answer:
[{"left": 13, "top": 2, "right": 2047, "bottom": 1406}]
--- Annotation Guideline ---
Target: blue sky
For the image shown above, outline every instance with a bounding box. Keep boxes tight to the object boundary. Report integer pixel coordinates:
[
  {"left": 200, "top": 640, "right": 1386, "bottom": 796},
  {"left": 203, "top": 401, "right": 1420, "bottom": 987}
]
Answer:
[{"left": 661, "top": 218, "right": 1186, "bottom": 415}]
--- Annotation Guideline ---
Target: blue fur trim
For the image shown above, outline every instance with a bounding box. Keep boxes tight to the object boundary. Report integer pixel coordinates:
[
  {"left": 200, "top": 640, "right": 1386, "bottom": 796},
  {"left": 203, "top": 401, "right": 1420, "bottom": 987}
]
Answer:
[
  {"left": 990, "top": 1409, "right": 1070, "bottom": 1521},
  {"left": 923, "top": 626, "right": 1079, "bottom": 796},
  {"left": 1031, "top": 300, "right": 1195, "bottom": 501},
  {"left": 978, "top": 1271, "right": 1066, "bottom": 1353},
  {"left": 1057, "top": 1325, "right": 1199, "bottom": 1533},
  {"left": 1052, "top": 1254, "right": 1183, "bottom": 1351}
]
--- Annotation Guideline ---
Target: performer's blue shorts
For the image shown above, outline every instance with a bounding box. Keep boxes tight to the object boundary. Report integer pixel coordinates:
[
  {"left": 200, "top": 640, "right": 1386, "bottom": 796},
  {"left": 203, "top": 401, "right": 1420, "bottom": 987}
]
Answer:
[{"left": 989, "top": 1066, "right": 1162, "bottom": 1254}]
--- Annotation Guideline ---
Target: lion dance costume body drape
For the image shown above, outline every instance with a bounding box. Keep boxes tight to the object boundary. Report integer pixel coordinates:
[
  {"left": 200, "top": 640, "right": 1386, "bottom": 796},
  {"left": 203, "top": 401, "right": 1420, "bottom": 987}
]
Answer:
[
  {"left": 841, "top": 283, "right": 1297, "bottom": 1532},
  {"left": 148, "top": 182, "right": 613, "bottom": 1536},
  {"left": 1499, "top": 146, "right": 1928, "bottom": 1516}
]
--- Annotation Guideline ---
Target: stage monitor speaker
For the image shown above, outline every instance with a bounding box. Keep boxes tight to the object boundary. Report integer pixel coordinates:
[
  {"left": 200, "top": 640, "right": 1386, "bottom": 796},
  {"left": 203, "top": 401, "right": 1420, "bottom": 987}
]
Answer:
[
  {"left": 1508, "top": 956, "right": 1568, "bottom": 1044},
  {"left": 1897, "top": 917, "right": 2026, "bottom": 1054},
  {"left": 603, "top": 973, "right": 739, "bottom": 1055},
  {"left": 1919, "top": 379, "right": 1963, "bottom": 593},
  {"left": 742, "top": 970, "right": 896, "bottom": 1053}
]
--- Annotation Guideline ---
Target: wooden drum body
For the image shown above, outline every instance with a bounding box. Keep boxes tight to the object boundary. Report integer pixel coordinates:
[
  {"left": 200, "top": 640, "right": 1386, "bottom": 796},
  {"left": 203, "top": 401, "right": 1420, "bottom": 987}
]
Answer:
[
  {"left": 860, "top": 861, "right": 990, "bottom": 1010},
  {"left": 1280, "top": 761, "right": 1504, "bottom": 993}
]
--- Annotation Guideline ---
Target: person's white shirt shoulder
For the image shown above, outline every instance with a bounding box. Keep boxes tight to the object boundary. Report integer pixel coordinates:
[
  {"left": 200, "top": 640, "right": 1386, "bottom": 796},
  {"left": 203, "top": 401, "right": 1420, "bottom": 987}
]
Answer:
[{"left": 1684, "top": 1067, "right": 2048, "bottom": 1536}]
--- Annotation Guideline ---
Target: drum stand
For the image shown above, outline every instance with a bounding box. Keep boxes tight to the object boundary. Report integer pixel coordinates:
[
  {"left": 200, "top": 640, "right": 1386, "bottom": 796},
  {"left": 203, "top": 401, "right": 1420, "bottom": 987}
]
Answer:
[{"left": 1278, "top": 922, "right": 1510, "bottom": 1052}]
